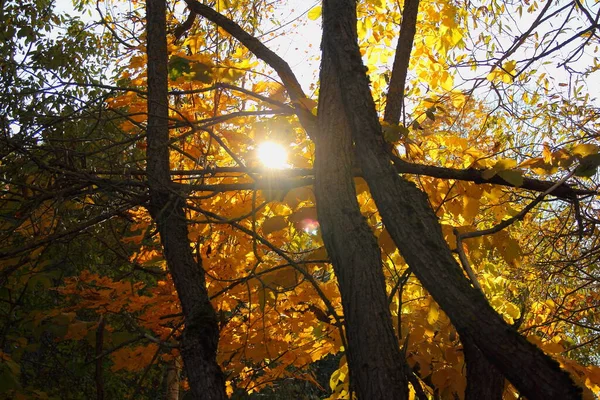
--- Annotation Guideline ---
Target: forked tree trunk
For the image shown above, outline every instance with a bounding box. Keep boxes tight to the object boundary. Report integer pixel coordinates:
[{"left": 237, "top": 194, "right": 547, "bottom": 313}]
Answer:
[
  {"left": 384, "top": 0, "right": 504, "bottom": 395},
  {"left": 146, "top": 1, "right": 226, "bottom": 398},
  {"left": 314, "top": 42, "right": 409, "bottom": 399},
  {"left": 320, "top": 0, "right": 582, "bottom": 399}
]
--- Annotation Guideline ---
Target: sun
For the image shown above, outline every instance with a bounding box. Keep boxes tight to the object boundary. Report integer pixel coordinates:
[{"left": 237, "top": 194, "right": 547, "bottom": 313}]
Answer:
[{"left": 257, "top": 142, "right": 289, "bottom": 169}]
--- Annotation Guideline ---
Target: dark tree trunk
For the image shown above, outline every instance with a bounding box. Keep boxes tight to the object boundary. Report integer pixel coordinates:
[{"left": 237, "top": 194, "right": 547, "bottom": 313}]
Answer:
[
  {"left": 384, "top": 1, "right": 505, "bottom": 396},
  {"left": 320, "top": 0, "right": 582, "bottom": 399},
  {"left": 463, "top": 339, "right": 504, "bottom": 400},
  {"left": 146, "top": 1, "right": 226, "bottom": 398},
  {"left": 383, "top": 0, "right": 419, "bottom": 124},
  {"left": 314, "top": 24, "right": 409, "bottom": 400}
]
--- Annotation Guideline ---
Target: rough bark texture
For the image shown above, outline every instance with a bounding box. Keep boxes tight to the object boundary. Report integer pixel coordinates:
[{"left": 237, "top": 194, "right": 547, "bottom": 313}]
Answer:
[
  {"left": 384, "top": 1, "right": 505, "bottom": 395},
  {"left": 384, "top": 0, "right": 419, "bottom": 124},
  {"left": 146, "top": 1, "right": 226, "bottom": 398},
  {"left": 314, "top": 31, "right": 408, "bottom": 400},
  {"left": 463, "top": 339, "right": 505, "bottom": 400},
  {"left": 320, "top": 0, "right": 582, "bottom": 399}
]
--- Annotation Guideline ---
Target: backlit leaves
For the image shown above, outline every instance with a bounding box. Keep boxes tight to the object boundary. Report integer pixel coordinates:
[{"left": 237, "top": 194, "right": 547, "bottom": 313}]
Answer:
[
  {"left": 3, "top": 0, "right": 600, "bottom": 398},
  {"left": 307, "top": 5, "right": 322, "bottom": 20}
]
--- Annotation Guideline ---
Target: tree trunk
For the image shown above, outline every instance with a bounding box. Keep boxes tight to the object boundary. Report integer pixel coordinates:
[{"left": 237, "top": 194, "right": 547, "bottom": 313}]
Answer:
[
  {"left": 313, "top": 28, "right": 409, "bottom": 400},
  {"left": 146, "top": 1, "right": 226, "bottom": 398},
  {"left": 164, "top": 357, "right": 181, "bottom": 400},
  {"left": 320, "top": 0, "right": 582, "bottom": 399},
  {"left": 383, "top": 0, "right": 419, "bottom": 124},
  {"left": 383, "top": 2, "right": 505, "bottom": 396},
  {"left": 463, "top": 339, "right": 504, "bottom": 400}
]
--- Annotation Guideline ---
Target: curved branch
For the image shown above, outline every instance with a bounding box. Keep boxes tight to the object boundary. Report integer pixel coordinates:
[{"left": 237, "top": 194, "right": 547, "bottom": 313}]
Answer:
[{"left": 183, "top": 0, "right": 317, "bottom": 134}]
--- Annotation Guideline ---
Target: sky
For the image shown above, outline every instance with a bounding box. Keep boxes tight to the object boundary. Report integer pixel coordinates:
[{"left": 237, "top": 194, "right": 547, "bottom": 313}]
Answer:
[{"left": 50, "top": 0, "right": 600, "bottom": 107}]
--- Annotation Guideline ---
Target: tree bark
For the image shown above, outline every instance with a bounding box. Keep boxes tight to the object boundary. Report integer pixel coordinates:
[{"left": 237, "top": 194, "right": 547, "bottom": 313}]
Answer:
[
  {"left": 383, "top": 1, "right": 505, "bottom": 394},
  {"left": 463, "top": 339, "right": 504, "bottom": 400},
  {"left": 314, "top": 36, "right": 409, "bottom": 399},
  {"left": 384, "top": 0, "right": 419, "bottom": 124},
  {"left": 320, "top": 0, "right": 582, "bottom": 399},
  {"left": 146, "top": 1, "right": 226, "bottom": 398},
  {"left": 164, "top": 357, "right": 181, "bottom": 400}
]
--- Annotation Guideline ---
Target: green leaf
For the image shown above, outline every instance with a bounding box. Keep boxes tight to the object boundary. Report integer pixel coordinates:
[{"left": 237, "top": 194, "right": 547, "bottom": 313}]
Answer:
[
  {"left": 168, "top": 55, "right": 191, "bottom": 81},
  {"left": 307, "top": 5, "right": 322, "bottom": 20},
  {"left": 167, "top": 57, "right": 215, "bottom": 83},
  {"left": 382, "top": 124, "right": 409, "bottom": 143},
  {"left": 189, "top": 62, "right": 213, "bottom": 84},
  {"left": 481, "top": 169, "right": 497, "bottom": 180},
  {"left": 219, "top": 67, "right": 244, "bottom": 83},
  {"left": 497, "top": 169, "right": 523, "bottom": 187},
  {"left": 575, "top": 153, "right": 600, "bottom": 177},
  {"left": 382, "top": 125, "right": 400, "bottom": 143}
]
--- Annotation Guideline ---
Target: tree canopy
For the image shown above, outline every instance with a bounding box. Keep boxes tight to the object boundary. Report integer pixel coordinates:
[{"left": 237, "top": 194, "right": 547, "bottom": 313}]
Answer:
[{"left": 1, "top": 0, "right": 600, "bottom": 399}]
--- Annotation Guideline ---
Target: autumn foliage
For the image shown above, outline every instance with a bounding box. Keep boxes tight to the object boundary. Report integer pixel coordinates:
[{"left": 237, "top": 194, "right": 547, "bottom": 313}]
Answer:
[{"left": 2, "top": 0, "right": 600, "bottom": 399}]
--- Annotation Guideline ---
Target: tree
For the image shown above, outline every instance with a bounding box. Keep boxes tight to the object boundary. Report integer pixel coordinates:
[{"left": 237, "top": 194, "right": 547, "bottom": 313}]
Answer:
[{"left": 2, "top": 0, "right": 600, "bottom": 399}]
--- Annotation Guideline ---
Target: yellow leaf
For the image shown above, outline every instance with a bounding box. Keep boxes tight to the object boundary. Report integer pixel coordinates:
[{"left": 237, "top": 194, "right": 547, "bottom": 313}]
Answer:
[
  {"left": 307, "top": 5, "right": 322, "bottom": 20},
  {"left": 494, "top": 158, "right": 518, "bottom": 171},
  {"left": 518, "top": 157, "right": 545, "bottom": 168},
  {"left": 440, "top": 71, "right": 454, "bottom": 91},
  {"left": 264, "top": 268, "right": 298, "bottom": 289},
  {"left": 427, "top": 300, "right": 440, "bottom": 325},
  {"left": 572, "top": 144, "right": 599, "bottom": 157},
  {"left": 504, "top": 303, "right": 520, "bottom": 320},
  {"left": 543, "top": 143, "right": 553, "bottom": 164},
  {"left": 503, "top": 60, "right": 517, "bottom": 73},
  {"left": 306, "top": 246, "right": 328, "bottom": 261},
  {"left": 543, "top": 341, "right": 564, "bottom": 354},
  {"left": 451, "top": 91, "right": 467, "bottom": 108},
  {"left": 257, "top": 287, "right": 275, "bottom": 311},
  {"left": 463, "top": 196, "right": 480, "bottom": 221},
  {"left": 481, "top": 168, "right": 497, "bottom": 180},
  {"left": 487, "top": 61, "right": 516, "bottom": 83}
]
